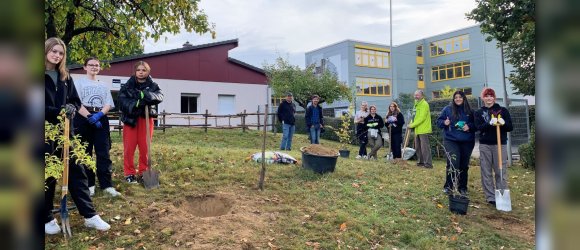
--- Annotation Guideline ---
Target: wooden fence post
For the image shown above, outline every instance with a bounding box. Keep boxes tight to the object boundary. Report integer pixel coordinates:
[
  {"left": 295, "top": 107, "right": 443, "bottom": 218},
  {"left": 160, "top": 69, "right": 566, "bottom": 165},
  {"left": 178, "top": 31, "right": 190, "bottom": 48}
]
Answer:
[
  {"left": 204, "top": 109, "right": 208, "bottom": 133},
  {"left": 162, "top": 110, "right": 167, "bottom": 133},
  {"left": 242, "top": 109, "right": 247, "bottom": 132},
  {"left": 257, "top": 106, "right": 261, "bottom": 129},
  {"left": 258, "top": 104, "right": 269, "bottom": 190}
]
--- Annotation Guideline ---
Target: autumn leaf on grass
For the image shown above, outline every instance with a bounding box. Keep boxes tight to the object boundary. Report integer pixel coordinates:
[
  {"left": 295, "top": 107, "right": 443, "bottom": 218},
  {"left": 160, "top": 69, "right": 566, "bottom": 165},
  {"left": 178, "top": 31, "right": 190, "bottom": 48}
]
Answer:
[
  {"left": 124, "top": 217, "right": 132, "bottom": 225},
  {"left": 454, "top": 225, "right": 463, "bottom": 234},
  {"left": 305, "top": 241, "right": 321, "bottom": 249},
  {"left": 399, "top": 209, "right": 408, "bottom": 216},
  {"left": 339, "top": 222, "right": 347, "bottom": 231},
  {"left": 436, "top": 203, "right": 443, "bottom": 208},
  {"left": 351, "top": 183, "right": 360, "bottom": 188},
  {"left": 268, "top": 242, "right": 279, "bottom": 249}
]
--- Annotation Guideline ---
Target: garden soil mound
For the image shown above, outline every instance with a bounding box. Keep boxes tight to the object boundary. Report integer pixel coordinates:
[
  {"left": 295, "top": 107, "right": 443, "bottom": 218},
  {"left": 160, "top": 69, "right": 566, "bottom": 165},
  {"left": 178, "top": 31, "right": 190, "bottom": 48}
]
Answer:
[{"left": 301, "top": 144, "right": 339, "bottom": 157}]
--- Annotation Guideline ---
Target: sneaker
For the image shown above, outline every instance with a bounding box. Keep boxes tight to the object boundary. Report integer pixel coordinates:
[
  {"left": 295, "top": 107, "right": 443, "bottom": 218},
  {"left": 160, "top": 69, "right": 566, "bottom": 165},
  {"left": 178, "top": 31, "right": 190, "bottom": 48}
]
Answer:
[
  {"left": 45, "top": 219, "right": 61, "bottom": 235},
  {"left": 84, "top": 215, "right": 110, "bottom": 231},
  {"left": 355, "top": 155, "right": 362, "bottom": 159},
  {"left": 416, "top": 163, "right": 425, "bottom": 167},
  {"left": 89, "top": 186, "right": 95, "bottom": 196},
  {"left": 104, "top": 187, "right": 121, "bottom": 197},
  {"left": 488, "top": 200, "right": 496, "bottom": 206},
  {"left": 125, "top": 175, "right": 138, "bottom": 184},
  {"left": 363, "top": 155, "right": 368, "bottom": 159}
]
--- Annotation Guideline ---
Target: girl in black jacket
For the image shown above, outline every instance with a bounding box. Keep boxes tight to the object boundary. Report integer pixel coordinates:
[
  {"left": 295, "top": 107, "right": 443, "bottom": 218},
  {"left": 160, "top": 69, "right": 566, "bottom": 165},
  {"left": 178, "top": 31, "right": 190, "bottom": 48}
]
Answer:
[
  {"left": 118, "top": 61, "right": 164, "bottom": 183},
  {"left": 364, "top": 105, "right": 384, "bottom": 160},
  {"left": 385, "top": 102, "right": 405, "bottom": 159}
]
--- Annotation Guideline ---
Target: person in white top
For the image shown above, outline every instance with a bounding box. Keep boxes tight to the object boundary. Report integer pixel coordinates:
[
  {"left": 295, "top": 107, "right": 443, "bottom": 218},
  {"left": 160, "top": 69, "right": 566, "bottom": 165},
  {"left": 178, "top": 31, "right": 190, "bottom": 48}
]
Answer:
[
  {"left": 74, "top": 57, "right": 121, "bottom": 197},
  {"left": 354, "top": 101, "right": 369, "bottom": 159}
]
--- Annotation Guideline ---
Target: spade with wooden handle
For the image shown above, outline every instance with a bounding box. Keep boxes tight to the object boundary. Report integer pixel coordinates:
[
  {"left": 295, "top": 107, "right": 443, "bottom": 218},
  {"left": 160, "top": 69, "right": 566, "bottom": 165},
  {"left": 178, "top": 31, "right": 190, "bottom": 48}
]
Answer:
[
  {"left": 495, "top": 121, "right": 512, "bottom": 211},
  {"left": 142, "top": 105, "right": 160, "bottom": 189}
]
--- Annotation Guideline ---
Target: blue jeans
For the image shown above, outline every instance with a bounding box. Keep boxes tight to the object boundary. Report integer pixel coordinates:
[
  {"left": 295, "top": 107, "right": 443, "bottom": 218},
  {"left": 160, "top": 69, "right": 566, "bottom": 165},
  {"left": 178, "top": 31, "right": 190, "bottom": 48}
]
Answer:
[
  {"left": 309, "top": 125, "right": 321, "bottom": 144},
  {"left": 280, "top": 123, "right": 295, "bottom": 150}
]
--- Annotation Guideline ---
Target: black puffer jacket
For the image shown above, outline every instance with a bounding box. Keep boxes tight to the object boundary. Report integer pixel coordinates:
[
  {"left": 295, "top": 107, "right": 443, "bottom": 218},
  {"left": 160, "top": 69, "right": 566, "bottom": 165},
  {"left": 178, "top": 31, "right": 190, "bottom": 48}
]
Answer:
[
  {"left": 45, "top": 72, "right": 81, "bottom": 125},
  {"left": 118, "top": 76, "right": 163, "bottom": 127}
]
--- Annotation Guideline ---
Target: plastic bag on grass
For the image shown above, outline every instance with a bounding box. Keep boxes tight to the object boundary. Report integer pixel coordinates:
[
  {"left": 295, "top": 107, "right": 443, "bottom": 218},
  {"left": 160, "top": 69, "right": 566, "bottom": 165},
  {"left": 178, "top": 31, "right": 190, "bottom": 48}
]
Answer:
[{"left": 249, "top": 151, "right": 297, "bottom": 164}]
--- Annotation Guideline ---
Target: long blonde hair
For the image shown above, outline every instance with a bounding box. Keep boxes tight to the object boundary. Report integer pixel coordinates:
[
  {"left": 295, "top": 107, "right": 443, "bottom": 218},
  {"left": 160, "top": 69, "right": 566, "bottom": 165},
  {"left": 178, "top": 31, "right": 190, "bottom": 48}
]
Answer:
[{"left": 45, "top": 37, "right": 69, "bottom": 81}]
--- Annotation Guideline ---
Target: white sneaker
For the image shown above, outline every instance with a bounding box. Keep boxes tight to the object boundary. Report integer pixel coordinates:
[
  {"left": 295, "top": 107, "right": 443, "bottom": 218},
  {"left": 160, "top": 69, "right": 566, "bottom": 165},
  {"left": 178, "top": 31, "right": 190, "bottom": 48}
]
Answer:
[
  {"left": 45, "top": 219, "right": 61, "bottom": 235},
  {"left": 84, "top": 215, "right": 110, "bottom": 231},
  {"left": 89, "top": 186, "right": 95, "bottom": 196},
  {"left": 363, "top": 155, "right": 368, "bottom": 160},
  {"left": 104, "top": 187, "right": 121, "bottom": 197},
  {"left": 355, "top": 155, "right": 362, "bottom": 159}
]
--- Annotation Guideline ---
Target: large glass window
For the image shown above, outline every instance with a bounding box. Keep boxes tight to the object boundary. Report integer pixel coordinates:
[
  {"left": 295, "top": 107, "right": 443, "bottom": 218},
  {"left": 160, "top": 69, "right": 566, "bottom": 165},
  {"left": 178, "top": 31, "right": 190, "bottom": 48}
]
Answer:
[
  {"left": 417, "top": 67, "right": 424, "bottom": 81},
  {"left": 416, "top": 45, "right": 423, "bottom": 57},
  {"left": 429, "top": 35, "right": 470, "bottom": 57},
  {"left": 356, "top": 77, "right": 391, "bottom": 96},
  {"left": 431, "top": 61, "right": 471, "bottom": 82},
  {"left": 355, "top": 45, "right": 390, "bottom": 68}
]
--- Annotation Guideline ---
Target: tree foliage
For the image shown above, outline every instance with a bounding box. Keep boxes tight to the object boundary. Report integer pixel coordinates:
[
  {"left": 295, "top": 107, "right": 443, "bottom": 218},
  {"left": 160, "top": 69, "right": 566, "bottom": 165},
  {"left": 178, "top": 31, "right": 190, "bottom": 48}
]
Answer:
[
  {"left": 264, "top": 57, "right": 352, "bottom": 110},
  {"left": 467, "top": 0, "right": 535, "bottom": 96},
  {"left": 438, "top": 85, "right": 457, "bottom": 99},
  {"left": 393, "top": 92, "right": 414, "bottom": 113},
  {"left": 45, "top": 0, "right": 216, "bottom": 65}
]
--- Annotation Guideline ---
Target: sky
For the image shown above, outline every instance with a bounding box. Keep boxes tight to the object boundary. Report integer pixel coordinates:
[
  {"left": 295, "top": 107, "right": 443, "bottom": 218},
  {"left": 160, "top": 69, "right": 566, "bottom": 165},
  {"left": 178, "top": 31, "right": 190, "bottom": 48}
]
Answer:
[{"left": 143, "top": 0, "right": 478, "bottom": 69}]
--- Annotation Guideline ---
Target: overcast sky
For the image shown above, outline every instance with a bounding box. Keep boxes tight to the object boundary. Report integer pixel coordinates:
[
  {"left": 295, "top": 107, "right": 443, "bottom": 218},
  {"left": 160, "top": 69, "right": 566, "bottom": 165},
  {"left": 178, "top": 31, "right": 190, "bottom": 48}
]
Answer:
[{"left": 143, "top": 0, "right": 478, "bottom": 68}]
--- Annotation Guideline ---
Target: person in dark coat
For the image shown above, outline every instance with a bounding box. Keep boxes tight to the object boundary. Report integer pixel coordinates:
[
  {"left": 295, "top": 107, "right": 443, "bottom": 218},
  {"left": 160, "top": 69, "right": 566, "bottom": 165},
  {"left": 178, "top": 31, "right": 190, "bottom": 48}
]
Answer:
[
  {"left": 305, "top": 95, "right": 324, "bottom": 144},
  {"left": 118, "top": 61, "right": 164, "bottom": 183},
  {"left": 474, "top": 88, "right": 513, "bottom": 205},
  {"left": 436, "top": 90, "right": 476, "bottom": 196},
  {"left": 364, "top": 105, "right": 384, "bottom": 160},
  {"left": 385, "top": 102, "right": 405, "bottom": 159},
  {"left": 277, "top": 92, "right": 296, "bottom": 150},
  {"left": 44, "top": 37, "right": 110, "bottom": 235}
]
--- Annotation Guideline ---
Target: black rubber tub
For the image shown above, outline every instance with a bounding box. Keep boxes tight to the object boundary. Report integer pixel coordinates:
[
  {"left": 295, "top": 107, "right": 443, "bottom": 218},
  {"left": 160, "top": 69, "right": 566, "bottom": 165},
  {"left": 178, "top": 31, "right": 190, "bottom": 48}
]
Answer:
[{"left": 300, "top": 147, "right": 339, "bottom": 174}]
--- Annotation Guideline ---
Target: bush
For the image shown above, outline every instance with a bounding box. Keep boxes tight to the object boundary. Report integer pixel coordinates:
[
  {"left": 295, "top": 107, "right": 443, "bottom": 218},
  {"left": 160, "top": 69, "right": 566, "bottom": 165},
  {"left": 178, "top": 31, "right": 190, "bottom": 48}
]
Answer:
[{"left": 518, "top": 125, "right": 535, "bottom": 169}]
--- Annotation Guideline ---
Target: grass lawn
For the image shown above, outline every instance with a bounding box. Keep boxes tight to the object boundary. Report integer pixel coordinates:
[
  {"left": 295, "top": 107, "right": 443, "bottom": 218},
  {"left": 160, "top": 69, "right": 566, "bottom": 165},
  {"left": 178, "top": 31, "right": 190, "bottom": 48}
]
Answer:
[{"left": 45, "top": 128, "right": 535, "bottom": 249}]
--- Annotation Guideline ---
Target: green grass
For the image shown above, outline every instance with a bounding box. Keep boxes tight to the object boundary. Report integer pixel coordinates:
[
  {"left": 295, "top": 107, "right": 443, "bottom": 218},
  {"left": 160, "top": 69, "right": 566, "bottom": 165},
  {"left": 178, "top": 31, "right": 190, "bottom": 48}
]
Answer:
[{"left": 45, "top": 128, "right": 535, "bottom": 249}]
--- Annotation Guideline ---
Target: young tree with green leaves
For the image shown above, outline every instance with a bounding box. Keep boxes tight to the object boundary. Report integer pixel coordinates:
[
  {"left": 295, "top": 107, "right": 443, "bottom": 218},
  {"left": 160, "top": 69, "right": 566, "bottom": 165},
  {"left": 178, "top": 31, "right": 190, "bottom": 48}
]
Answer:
[
  {"left": 264, "top": 57, "right": 352, "bottom": 110},
  {"left": 45, "top": 0, "right": 216, "bottom": 65},
  {"left": 439, "top": 85, "right": 458, "bottom": 99},
  {"left": 467, "top": 0, "right": 535, "bottom": 96}
]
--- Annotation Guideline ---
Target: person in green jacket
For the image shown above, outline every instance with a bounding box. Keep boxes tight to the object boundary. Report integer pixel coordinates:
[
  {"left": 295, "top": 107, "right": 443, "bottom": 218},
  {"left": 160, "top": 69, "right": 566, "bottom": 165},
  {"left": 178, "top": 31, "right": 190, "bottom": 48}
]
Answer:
[{"left": 408, "top": 90, "right": 433, "bottom": 168}]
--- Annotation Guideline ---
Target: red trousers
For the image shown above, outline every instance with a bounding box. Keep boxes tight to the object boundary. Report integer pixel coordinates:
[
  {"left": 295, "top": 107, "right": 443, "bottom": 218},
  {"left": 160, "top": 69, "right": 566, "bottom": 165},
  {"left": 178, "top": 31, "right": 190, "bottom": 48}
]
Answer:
[{"left": 123, "top": 117, "right": 154, "bottom": 176}]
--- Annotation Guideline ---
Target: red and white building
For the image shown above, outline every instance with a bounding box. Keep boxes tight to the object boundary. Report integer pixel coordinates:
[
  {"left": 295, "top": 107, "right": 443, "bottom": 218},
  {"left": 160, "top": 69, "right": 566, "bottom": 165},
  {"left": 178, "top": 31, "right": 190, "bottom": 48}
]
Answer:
[{"left": 69, "top": 39, "right": 269, "bottom": 126}]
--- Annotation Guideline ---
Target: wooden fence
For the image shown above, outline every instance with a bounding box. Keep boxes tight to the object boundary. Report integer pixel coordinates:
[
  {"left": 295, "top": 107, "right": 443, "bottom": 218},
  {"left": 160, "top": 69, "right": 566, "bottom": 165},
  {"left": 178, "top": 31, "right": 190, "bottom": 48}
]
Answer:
[{"left": 107, "top": 109, "right": 278, "bottom": 134}]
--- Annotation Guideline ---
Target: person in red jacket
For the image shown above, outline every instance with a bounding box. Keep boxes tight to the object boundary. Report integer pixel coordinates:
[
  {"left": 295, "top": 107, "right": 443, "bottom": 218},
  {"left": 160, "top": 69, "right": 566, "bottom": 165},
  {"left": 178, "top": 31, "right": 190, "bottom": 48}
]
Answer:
[{"left": 118, "top": 61, "right": 164, "bottom": 183}]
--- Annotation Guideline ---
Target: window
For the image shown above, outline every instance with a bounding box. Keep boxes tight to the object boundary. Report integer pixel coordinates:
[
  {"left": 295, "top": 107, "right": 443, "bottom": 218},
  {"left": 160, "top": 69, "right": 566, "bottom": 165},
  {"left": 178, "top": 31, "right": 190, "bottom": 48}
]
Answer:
[
  {"left": 356, "top": 77, "right": 391, "bottom": 96},
  {"left": 271, "top": 96, "right": 285, "bottom": 107},
  {"left": 429, "top": 35, "right": 470, "bottom": 57},
  {"left": 431, "top": 61, "right": 471, "bottom": 82},
  {"left": 417, "top": 67, "right": 424, "bottom": 81},
  {"left": 110, "top": 90, "right": 120, "bottom": 113},
  {"left": 218, "top": 95, "right": 236, "bottom": 115},
  {"left": 416, "top": 45, "right": 423, "bottom": 57},
  {"left": 354, "top": 45, "right": 390, "bottom": 68},
  {"left": 432, "top": 87, "right": 473, "bottom": 99},
  {"left": 181, "top": 94, "right": 199, "bottom": 113}
]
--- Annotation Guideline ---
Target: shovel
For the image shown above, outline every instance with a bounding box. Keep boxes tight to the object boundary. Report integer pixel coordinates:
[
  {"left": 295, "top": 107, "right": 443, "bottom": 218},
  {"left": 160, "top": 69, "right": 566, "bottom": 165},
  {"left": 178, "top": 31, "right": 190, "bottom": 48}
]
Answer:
[
  {"left": 60, "top": 116, "right": 72, "bottom": 238},
  {"left": 142, "top": 105, "right": 160, "bottom": 189},
  {"left": 495, "top": 124, "right": 512, "bottom": 211}
]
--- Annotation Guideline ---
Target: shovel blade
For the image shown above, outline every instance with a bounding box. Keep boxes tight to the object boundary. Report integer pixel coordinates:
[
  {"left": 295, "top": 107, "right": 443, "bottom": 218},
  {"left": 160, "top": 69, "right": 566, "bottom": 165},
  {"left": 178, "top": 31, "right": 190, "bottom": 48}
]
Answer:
[
  {"left": 142, "top": 168, "right": 160, "bottom": 189},
  {"left": 495, "top": 189, "right": 512, "bottom": 212}
]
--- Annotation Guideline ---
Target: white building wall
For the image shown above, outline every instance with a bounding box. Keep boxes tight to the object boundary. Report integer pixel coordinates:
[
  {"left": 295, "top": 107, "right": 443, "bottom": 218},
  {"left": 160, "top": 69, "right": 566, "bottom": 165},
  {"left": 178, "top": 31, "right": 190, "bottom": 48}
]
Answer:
[{"left": 71, "top": 73, "right": 269, "bottom": 127}]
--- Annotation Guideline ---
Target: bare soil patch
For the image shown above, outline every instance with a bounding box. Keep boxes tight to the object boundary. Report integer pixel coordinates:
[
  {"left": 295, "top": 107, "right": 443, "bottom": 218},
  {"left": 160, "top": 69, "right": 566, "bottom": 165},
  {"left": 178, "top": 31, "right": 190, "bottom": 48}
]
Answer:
[
  {"left": 144, "top": 192, "right": 273, "bottom": 249},
  {"left": 484, "top": 213, "right": 535, "bottom": 243}
]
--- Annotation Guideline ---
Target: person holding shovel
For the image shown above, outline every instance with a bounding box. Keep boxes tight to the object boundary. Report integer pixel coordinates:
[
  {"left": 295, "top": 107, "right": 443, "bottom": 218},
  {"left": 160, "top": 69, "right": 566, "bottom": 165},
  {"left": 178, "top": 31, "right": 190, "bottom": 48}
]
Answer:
[
  {"left": 408, "top": 90, "right": 433, "bottom": 168},
  {"left": 436, "top": 90, "right": 476, "bottom": 196},
  {"left": 44, "top": 37, "right": 110, "bottom": 234},
  {"left": 354, "top": 101, "right": 369, "bottom": 159},
  {"left": 74, "top": 57, "right": 121, "bottom": 197},
  {"left": 474, "top": 88, "right": 513, "bottom": 206},
  {"left": 385, "top": 102, "right": 405, "bottom": 159},
  {"left": 118, "top": 61, "right": 164, "bottom": 183}
]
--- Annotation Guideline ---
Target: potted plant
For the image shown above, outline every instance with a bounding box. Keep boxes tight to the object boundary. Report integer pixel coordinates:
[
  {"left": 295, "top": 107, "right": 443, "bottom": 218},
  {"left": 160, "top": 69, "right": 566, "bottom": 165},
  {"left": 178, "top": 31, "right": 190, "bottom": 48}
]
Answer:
[
  {"left": 444, "top": 150, "right": 470, "bottom": 215},
  {"left": 334, "top": 105, "right": 354, "bottom": 158}
]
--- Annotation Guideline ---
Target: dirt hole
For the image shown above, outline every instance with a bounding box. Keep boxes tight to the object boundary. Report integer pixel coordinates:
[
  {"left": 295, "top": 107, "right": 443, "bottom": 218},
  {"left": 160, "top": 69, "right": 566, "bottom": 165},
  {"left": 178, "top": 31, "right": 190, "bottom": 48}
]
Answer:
[{"left": 182, "top": 194, "right": 233, "bottom": 217}]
